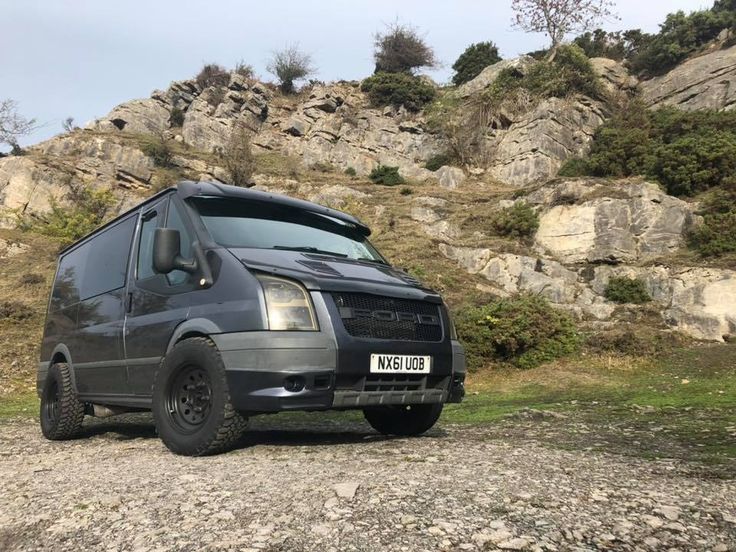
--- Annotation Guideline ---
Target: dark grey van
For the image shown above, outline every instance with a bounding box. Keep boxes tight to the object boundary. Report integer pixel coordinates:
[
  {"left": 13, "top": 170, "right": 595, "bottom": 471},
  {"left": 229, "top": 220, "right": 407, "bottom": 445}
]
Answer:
[{"left": 38, "top": 181, "right": 465, "bottom": 455}]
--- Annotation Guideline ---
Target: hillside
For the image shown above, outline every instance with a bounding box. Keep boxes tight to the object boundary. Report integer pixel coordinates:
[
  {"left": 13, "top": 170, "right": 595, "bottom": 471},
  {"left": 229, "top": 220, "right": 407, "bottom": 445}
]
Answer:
[{"left": 2, "top": 36, "right": 736, "bottom": 395}]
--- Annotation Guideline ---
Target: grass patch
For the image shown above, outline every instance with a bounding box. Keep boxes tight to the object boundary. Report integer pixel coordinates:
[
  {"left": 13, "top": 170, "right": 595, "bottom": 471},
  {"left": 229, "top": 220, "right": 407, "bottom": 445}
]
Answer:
[{"left": 0, "top": 391, "right": 38, "bottom": 419}]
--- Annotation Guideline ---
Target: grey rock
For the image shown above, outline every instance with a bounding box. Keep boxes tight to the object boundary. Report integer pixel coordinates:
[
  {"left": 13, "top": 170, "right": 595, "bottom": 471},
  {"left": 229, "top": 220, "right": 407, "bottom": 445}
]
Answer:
[
  {"left": 456, "top": 56, "right": 536, "bottom": 99},
  {"left": 590, "top": 57, "right": 638, "bottom": 94},
  {"left": 488, "top": 98, "right": 606, "bottom": 186},
  {"left": 641, "top": 44, "right": 736, "bottom": 111},
  {"left": 533, "top": 180, "right": 694, "bottom": 263},
  {"left": 333, "top": 482, "right": 359, "bottom": 499},
  {"left": 435, "top": 166, "right": 466, "bottom": 190}
]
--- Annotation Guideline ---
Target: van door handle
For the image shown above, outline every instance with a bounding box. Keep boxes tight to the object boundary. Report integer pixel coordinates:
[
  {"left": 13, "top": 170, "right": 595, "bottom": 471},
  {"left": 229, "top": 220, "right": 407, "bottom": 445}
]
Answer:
[{"left": 126, "top": 292, "right": 133, "bottom": 313}]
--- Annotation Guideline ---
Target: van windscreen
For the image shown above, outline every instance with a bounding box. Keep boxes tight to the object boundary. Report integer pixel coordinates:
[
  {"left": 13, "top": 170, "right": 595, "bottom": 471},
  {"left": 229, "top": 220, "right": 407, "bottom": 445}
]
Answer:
[{"left": 190, "top": 197, "right": 386, "bottom": 263}]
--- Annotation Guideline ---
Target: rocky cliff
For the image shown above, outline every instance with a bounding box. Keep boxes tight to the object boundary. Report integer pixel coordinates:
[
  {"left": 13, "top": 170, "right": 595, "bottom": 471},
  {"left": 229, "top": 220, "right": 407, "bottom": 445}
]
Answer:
[{"left": 1, "top": 47, "right": 735, "bottom": 343}]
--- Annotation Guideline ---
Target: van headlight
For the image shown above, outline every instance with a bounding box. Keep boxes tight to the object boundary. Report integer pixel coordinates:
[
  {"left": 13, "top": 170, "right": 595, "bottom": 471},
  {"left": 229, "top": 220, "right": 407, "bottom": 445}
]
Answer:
[{"left": 256, "top": 274, "right": 318, "bottom": 331}]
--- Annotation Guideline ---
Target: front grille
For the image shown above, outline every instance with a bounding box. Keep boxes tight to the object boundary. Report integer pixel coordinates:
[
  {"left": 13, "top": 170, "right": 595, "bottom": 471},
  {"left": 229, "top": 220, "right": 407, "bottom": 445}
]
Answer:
[{"left": 331, "top": 292, "right": 443, "bottom": 342}]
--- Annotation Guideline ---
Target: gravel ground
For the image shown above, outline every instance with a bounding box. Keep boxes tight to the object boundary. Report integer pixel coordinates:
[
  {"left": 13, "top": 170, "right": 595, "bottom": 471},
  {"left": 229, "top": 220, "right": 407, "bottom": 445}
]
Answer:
[{"left": 1, "top": 414, "right": 735, "bottom": 552}]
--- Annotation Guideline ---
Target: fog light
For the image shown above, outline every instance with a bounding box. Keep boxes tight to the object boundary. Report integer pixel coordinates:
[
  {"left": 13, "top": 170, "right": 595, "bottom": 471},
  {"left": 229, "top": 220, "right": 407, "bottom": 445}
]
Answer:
[{"left": 284, "top": 376, "right": 305, "bottom": 392}]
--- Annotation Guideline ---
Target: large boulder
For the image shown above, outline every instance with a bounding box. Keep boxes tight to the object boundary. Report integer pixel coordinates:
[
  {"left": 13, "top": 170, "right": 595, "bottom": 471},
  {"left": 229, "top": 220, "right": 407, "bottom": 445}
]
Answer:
[
  {"left": 590, "top": 58, "right": 638, "bottom": 94},
  {"left": 641, "top": 44, "right": 736, "bottom": 111},
  {"left": 487, "top": 97, "right": 607, "bottom": 186},
  {"left": 92, "top": 98, "right": 171, "bottom": 134},
  {"left": 530, "top": 180, "right": 695, "bottom": 263},
  {"left": 456, "top": 56, "right": 536, "bottom": 99},
  {"left": 0, "top": 157, "right": 67, "bottom": 226}
]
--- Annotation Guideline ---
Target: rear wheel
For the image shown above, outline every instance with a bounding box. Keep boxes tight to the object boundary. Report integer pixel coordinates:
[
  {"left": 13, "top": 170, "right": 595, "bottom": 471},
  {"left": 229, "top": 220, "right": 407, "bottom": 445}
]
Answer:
[
  {"left": 39, "top": 363, "right": 85, "bottom": 440},
  {"left": 152, "top": 337, "right": 247, "bottom": 456},
  {"left": 363, "top": 403, "right": 443, "bottom": 436}
]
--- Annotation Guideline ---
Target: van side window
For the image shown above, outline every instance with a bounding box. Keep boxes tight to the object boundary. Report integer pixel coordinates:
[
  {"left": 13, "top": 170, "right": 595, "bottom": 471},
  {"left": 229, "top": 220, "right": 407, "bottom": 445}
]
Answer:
[
  {"left": 137, "top": 209, "right": 159, "bottom": 280},
  {"left": 165, "top": 201, "right": 193, "bottom": 286},
  {"left": 82, "top": 216, "right": 136, "bottom": 299},
  {"left": 51, "top": 247, "right": 86, "bottom": 311}
]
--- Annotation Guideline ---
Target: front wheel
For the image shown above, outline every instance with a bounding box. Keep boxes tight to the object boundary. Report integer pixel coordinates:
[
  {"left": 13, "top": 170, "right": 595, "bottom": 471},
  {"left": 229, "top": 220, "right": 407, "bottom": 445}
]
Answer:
[
  {"left": 152, "top": 337, "right": 248, "bottom": 456},
  {"left": 363, "top": 403, "right": 443, "bottom": 436}
]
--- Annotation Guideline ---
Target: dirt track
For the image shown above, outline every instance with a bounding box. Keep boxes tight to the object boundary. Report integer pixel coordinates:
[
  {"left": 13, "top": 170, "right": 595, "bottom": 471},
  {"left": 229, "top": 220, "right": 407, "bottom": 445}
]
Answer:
[{"left": 1, "top": 414, "right": 735, "bottom": 551}]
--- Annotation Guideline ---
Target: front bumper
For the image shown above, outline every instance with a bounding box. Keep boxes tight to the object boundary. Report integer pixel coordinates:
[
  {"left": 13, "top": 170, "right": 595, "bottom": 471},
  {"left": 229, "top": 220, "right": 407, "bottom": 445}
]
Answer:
[{"left": 211, "top": 331, "right": 466, "bottom": 414}]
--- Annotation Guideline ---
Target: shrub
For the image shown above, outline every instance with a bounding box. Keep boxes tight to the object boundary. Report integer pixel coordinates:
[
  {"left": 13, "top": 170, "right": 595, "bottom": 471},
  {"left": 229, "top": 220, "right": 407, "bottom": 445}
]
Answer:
[
  {"left": 369, "top": 165, "right": 405, "bottom": 186},
  {"left": 311, "top": 161, "right": 336, "bottom": 173},
  {"left": 424, "top": 152, "right": 454, "bottom": 171},
  {"left": 0, "top": 300, "right": 34, "bottom": 321},
  {"left": 604, "top": 277, "right": 651, "bottom": 304},
  {"left": 169, "top": 107, "right": 185, "bottom": 127},
  {"left": 24, "top": 184, "right": 115, "bottom": 244},
  {"left": 195, "top": 63, "right": 230, "bottom": 89},
  {"left": 629, "top": 7, "right": 736, "bottom": 76},
  {"left": 573, "top": 28, "right": 653, "bottom": 61},
  {"left": 267, "top": 44, "right": 314, "bottom": 94},
  {"left": 221, "top": 125, "right": 255, "bottom": 187},
  {"left": 344, "top": 167, "right": 357, "bottom": 177},
  {"left": 234, "top": 60, "right": 254, "bottom": 79},
  {"left": 141, "top": 137, "right": 174, "bottom": 168},
  {"left": 455, "top": 294, "right": 581, "bottom": 370},
  {"left": 491, "top": 202, "right": 539, "bottom": 238},
  {"left": 451, "top": 41, "right": 502, "bottom": 86},
  {"left": 400, "top": 186, "right": 413, "bottom": 195},
  {"left": 560, "top": 105, "right": 736, "bottom": 196},
  {"left": 373, "top": 22, "right": 436, "bottom": 74},
  {"left": 688, "top": 183, "right": 736, "bottom": 256},
  {"left": 19, "top": 273, "right": 44, "bottom": 286},
  {"left": 360, "top": 72, "right": 436, "bottom": 111}
]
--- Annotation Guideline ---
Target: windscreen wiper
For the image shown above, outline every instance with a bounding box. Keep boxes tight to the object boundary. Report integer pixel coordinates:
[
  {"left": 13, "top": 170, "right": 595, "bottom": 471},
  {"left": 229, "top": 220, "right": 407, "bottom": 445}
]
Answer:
[{"left": 273, "top": 245, "right": 348, "bottom": 258}]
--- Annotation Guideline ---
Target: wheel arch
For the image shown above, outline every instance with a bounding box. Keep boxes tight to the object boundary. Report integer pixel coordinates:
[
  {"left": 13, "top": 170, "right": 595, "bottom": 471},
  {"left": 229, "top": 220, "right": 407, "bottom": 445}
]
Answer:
[{"left": 166, "top": 318, "right": 223, "bottom": 353}]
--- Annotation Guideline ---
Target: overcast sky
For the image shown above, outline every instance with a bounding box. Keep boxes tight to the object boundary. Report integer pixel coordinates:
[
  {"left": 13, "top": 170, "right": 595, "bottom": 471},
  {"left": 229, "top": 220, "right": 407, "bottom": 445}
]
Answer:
[{"left": 1, "top": 0, "right": 712, "bottom": 147}]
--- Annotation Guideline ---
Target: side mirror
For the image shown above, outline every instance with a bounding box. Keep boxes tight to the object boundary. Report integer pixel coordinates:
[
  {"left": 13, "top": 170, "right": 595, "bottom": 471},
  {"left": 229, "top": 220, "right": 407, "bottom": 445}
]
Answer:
[{"left": 153, "top": 228, "right": 197, "bottom": 274}]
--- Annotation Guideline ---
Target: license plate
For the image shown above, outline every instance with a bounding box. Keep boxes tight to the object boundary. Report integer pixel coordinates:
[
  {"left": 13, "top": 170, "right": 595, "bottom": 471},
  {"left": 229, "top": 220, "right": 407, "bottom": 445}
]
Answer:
[{"left": 370, "top": 354, "right": 432, "bottom": 374}]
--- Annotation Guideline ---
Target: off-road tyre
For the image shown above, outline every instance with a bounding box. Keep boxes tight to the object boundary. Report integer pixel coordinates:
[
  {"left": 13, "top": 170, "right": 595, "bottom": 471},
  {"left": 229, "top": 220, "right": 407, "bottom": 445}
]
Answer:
[
  {"left": 40, "top": 362, "right": 85, "bottom": 440},
  {"left": 152, "top": 337, "right": 247, "bottom": 456},
  {"left": 363, "top": 403, "right": 443, "bottom": 436}
]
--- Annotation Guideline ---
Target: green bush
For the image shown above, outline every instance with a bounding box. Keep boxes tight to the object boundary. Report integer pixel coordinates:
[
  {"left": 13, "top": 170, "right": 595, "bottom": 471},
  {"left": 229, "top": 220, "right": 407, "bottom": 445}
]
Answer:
[
  {"left": 424, "top": 152, "right": 454, "bottom": 171},
  {"left": 369, "top": 165, "right": 405, "bottom": 186},
  {"left": 688, "top": 183, "right": 736, "bottom": 256},
  {"left": 455, "top": 294, "right": 581, "bottom": 370},
  {"left": 573, "top": 29, "right": 653, "bottom": 61},
  {"left": 560, "top": 106, "right": 736, "bottom": 196},
  {"left": 360, "top": 72, "right": 436, "bottom": 111},
  {"left": 23, "top": 185, "right": 115, "bottom": 245},
  {"left": 344, "top": 167, "right": 357, "bottom": 177},
  {"left": 604, "top": 277, "right": 652, "bottom": 304},
  {"left": 169, "top": 107, "right": 185, "bottom": 127},
  {"left": 399, "top": 186, "right": 413, "bottom": 195},
  {"left": 141, "top": 137, "right": 174, "bottom": 168},
  {"left": 629, "top": 7, "right": 736, "bottom": 76},
  {"left": 491, "top": 202, "right": 539, "bottom": 238},
  {"left": 451, "top": 41, "right": 502, "bottom": 86},
  {"left": 487, "top": 44, "right": 601, "bottom": 103}
]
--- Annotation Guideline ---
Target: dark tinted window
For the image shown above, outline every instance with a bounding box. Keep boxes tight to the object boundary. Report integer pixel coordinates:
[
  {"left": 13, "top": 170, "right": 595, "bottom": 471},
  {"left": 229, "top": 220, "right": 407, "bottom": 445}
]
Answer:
[
  {"left": 165, "top": 201, "right": 193, "bottom": 286},
  {"left": 81, "top": 216, "right": 136, "bottom": 300},
  {"left": 51, "top": 215, "right": 136, "bottom": 308},
  {"left": 51, "top": 246, "right": 86, "bottom": 311},
  {"left": 137, "top": 208, "right": 160, "bottom": 280}
]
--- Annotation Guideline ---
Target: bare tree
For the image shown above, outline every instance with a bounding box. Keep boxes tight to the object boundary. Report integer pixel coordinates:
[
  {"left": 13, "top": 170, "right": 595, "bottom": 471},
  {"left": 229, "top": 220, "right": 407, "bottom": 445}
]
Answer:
[
  {"left": 267, "top": 45, "right": 315, "bottom": 94},
  {"left": 511, "top": 0, "right": 618, "bottom": 54},
  {"left": 0, "top": 99, "right": 36, "bottom": 150},
  {"left": 373, "top": 21, "right": 437, "bottom": 74}
]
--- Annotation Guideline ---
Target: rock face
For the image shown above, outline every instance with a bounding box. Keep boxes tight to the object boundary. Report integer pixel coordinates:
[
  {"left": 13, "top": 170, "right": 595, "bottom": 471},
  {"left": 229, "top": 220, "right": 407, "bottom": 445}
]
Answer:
[
  {"left": 456, "top": 56, "right": 535, "bottom": 98},
  {"left": 641, "top": 44, "right": 736, "bottom": 111},
  {"left": 590, "top": 58, "right": 639, "bottom": 94},
  {"left": 529, "top": 180, "right": 695, "bottom": 263},
  {"left": 487, "top": 98, "right": 607, "bottom": 186}
]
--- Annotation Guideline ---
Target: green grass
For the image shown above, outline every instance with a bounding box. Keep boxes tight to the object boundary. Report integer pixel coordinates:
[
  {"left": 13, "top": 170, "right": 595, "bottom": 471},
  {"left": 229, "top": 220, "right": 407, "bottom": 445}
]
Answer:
[{"left": 0, "top": 391, "right": 38, "bottom": 418}]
